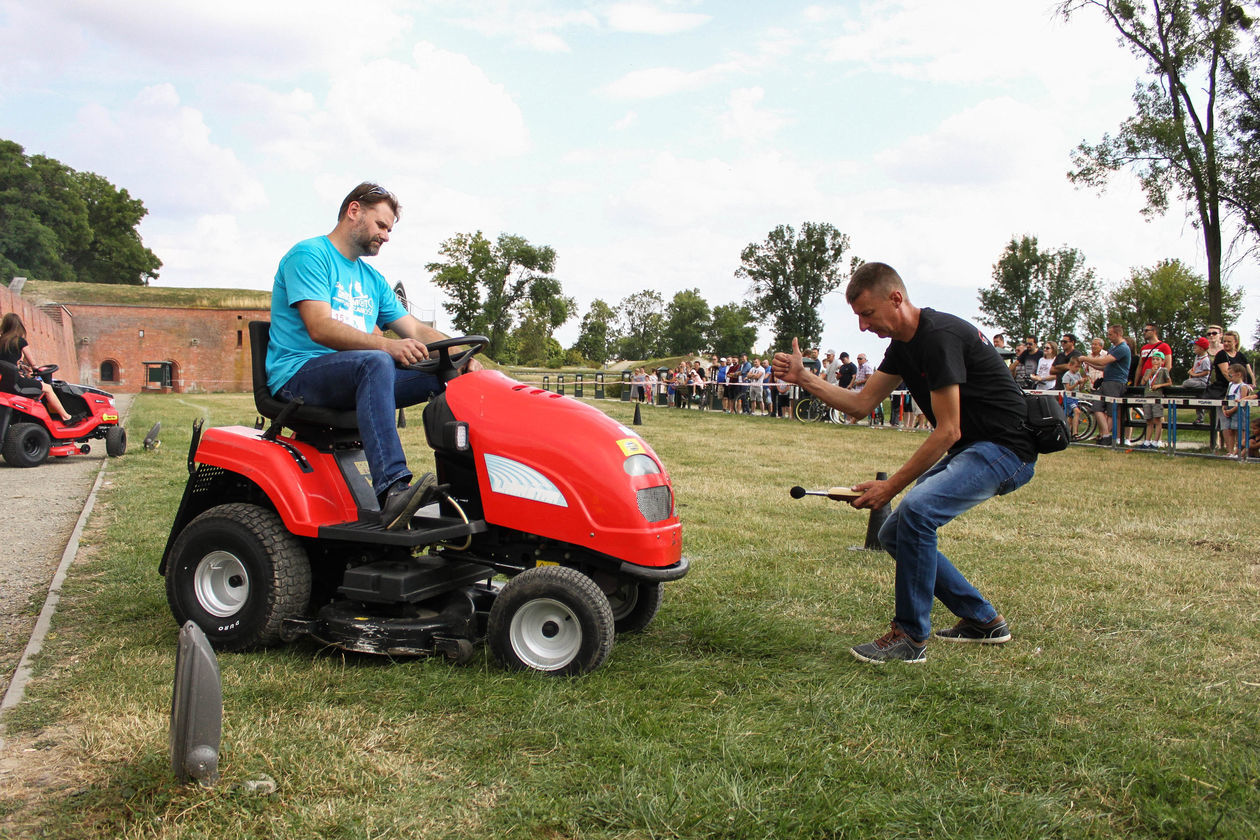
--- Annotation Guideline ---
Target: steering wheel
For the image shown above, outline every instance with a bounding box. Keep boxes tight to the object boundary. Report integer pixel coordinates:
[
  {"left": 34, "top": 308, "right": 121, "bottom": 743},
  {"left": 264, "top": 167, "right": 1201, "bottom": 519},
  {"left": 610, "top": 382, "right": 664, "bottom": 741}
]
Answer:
[
  {"left": 404, "top": 335, "right": 489, "bottom": 383},
  {"left": 31, "top": 364, "right": 58, "bottom": 378}
]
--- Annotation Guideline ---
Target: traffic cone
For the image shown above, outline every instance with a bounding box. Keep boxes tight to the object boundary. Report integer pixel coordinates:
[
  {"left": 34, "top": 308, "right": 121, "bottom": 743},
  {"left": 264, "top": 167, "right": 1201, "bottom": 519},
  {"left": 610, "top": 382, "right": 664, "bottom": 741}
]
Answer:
[{"left": 633, "top": 402, "right": 642, "bottom": 425}]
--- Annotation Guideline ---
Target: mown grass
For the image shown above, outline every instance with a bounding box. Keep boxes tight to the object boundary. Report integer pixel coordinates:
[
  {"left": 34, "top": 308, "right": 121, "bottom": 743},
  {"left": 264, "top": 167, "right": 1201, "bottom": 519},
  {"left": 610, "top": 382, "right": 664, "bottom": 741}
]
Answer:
[{"left": 2, "top": 394, "right": 1258, "bottom": 839}]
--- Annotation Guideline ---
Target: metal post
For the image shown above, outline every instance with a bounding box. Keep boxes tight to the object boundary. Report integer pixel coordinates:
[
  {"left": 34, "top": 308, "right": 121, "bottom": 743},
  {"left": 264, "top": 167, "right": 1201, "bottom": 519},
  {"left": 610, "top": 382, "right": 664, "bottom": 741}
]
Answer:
[{"left": 575, "top": 373, "right": 584, "bottom": 398}]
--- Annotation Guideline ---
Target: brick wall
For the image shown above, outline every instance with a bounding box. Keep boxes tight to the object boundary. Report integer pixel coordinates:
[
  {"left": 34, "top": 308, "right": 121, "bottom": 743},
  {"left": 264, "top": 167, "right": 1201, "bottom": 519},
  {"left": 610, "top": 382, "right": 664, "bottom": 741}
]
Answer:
[
  {"left": 68, "top": 305, "right": 270, "bottom": 393},
  {"left": 0, "top": 282, "right": 77, "bottom": 372}
]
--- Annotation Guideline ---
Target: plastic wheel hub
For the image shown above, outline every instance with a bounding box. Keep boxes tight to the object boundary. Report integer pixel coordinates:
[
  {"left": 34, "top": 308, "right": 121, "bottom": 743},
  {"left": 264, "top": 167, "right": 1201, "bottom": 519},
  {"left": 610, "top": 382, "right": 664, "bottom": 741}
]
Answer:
[
  {"left": 509, "top": 598, "right": 582, "bottom": 670},
  {"left": 194, "top": 550, "right": 250, "bottom": 618}
]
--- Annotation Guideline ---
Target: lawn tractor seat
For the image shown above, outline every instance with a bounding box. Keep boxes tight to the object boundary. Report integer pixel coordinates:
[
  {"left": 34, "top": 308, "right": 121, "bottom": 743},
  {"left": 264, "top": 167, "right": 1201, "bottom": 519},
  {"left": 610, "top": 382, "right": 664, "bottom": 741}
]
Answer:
[
  {"left": 0, "top": 360, "right": 43, "bottom": 397},
  {"left": 249, "top": 320, "right": 361, "bottom": 444}
]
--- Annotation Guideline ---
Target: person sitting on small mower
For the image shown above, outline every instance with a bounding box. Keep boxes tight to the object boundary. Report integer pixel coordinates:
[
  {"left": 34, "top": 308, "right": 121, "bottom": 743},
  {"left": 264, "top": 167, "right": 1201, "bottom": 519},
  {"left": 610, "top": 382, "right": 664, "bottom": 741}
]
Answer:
[
  {"left": 267, "top": 182, "right": 482, "bottom": 531},
  {"left": 0, "top": 313, "right": 76, "bottom": 424}
]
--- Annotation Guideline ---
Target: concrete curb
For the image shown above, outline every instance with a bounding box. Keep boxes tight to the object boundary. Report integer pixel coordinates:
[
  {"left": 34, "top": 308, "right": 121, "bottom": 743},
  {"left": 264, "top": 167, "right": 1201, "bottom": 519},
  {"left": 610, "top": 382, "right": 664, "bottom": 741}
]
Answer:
[{"left": 0, "top": 396, "right": 131, "bottom": 751}]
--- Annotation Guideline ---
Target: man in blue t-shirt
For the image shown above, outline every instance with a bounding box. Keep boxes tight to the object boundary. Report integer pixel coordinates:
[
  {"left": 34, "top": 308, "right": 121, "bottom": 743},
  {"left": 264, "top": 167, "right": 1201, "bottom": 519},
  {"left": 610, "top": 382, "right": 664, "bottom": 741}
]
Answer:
[
  {"left": 773, "top": 262, "right": 1037, "bottom": 664},
  {"left": 1080, "top": 323, "right": 1132, "bottom": 447},
  {"left": 267, "top": 182, "right": 480, "bottom": 529}
]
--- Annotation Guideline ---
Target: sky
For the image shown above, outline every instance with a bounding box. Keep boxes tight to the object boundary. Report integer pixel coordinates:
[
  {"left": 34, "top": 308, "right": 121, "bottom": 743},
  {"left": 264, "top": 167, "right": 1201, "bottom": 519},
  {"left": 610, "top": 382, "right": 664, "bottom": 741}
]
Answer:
[{"left": 2, "top": 0, "right": 1257, "bottom": 361}]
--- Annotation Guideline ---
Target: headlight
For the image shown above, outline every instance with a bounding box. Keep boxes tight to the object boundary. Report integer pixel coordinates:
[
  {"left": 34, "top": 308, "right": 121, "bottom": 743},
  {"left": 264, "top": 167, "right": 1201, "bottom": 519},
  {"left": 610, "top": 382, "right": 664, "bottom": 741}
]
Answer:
[{"left": 623, "top": 454, "right": 660, "bottom": 476}]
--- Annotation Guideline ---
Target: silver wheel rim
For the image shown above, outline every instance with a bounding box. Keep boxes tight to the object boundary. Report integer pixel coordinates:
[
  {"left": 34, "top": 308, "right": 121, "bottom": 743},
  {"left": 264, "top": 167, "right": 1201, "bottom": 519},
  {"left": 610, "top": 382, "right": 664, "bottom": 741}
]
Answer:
[
  {"left": 509, "top": 597, "right": 581, "bottom": 670},
  {"left": 194, "top": 550, "right": 250, "bottom": 618}
]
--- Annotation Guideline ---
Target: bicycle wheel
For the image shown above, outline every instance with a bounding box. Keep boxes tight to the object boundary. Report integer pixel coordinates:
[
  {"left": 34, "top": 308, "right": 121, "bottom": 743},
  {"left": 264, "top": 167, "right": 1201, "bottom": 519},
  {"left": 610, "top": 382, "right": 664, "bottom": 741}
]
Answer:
[
  {"left": 794, "top": 397, "right": 823, "bottom": 423},
  {"left": 1125, "top": 406, "right": 1146, "bottom": 443},
  {"left": 1071, "top": 408, "right": 1096, "bottom": 441}
]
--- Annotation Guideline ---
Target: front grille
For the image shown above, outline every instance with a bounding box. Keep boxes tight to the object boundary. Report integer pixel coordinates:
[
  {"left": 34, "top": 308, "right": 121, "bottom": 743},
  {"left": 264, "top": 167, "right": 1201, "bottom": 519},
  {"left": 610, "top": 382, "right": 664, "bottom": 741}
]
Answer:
[{"left": 636, "top": 485, "right": 672, "bottom": 522}]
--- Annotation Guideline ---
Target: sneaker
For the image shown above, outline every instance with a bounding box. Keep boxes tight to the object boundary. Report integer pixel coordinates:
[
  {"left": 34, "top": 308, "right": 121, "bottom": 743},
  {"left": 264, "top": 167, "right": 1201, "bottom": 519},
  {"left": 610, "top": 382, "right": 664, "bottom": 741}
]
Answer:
[
  {"left": 850, "top": 622, "right": 927, "bottom": 664},
  {"left": 934, "top": 614, "right": 1011, "bottom": 644},
  {"left": 379, "top": 472, "right": 438, "bottom": 530},
  {"left": 1095, "top": 436, "right": 1113, "bottom": 446}
]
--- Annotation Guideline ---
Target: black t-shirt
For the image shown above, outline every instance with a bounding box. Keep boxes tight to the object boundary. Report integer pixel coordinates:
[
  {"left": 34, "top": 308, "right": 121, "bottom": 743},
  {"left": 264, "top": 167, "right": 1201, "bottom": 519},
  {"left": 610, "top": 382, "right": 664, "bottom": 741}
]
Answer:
[
  {"left": 1212, "top": 349, "right": 1251, "bottom": 386},
  {"left": 1052, "top": 348, "right": 1082, "bottom": 389},
  {"left": 0, "top": 336, "right": 27, "bottom": 366},
  {"left": 878, "top": 308, "right": 1037, "bottom": 462},
  {"left": 837, "top": 362, "right": 857, "bottom": 388}
]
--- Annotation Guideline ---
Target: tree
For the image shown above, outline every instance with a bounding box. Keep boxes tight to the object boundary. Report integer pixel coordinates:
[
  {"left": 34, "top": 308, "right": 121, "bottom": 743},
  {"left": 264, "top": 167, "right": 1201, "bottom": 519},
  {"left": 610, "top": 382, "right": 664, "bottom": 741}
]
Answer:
[
  {"left": 1102, "top": 258, "right": 1243, "bottom": 376},
  {"left": 1057, "top": 0, "right": 1258, "bottom": 324},
  {"left": 510, "top": 275, "right": 575, "bottom": 366},
  {"left": 615, "top": 290, "right": 665, "bottom": 361},
  {"left": 735, "top": 222, "right": 855, "bottom": 348},
  {"left": 706, "top": 302, "right": 759, "bottom": 358},
  {"left": 572, "top": 299, "right": 618, "bottom": 364},
  {"left": 427, "top": 231, "right": 562, "bottom": 360},
  {"left": 977, "top": 235, "right": 1101, "bottom": 341},
  {"left": 0, "top": 139, "right": 160, "bottom": 285},
  {"left": 662, "top": 288, "right": 711, "bottom": 355}
]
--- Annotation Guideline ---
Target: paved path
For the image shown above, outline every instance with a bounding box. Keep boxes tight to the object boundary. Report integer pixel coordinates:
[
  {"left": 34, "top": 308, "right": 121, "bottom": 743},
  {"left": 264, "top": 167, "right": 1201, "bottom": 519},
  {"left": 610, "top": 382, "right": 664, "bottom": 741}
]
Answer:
[{"left": 0, "top": 395, "right": 133, "bottom": 704}]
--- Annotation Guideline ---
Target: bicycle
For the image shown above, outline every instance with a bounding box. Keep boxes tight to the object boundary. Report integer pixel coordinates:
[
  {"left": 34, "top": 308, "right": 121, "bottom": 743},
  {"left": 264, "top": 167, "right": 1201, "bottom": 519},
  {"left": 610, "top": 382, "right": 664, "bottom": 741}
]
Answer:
[{"left": 794, "top": 395, "right": 828, "bottom": 422}]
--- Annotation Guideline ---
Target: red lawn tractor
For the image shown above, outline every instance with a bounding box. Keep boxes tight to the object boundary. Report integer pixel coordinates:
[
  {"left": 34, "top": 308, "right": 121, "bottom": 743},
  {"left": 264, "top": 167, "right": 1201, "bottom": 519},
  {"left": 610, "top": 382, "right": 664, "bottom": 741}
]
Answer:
[
  {"left": 159, "top": 322, "right": 687, "bottom": 675},
  {"left": 0, "top": 362, "right": 126, "bottom": 467}
]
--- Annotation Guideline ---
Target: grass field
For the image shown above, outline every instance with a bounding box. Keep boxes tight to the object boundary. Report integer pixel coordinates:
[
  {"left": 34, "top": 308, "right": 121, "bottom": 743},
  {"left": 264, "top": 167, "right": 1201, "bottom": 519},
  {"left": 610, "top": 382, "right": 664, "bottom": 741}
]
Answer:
[{"left": 1, "top": 393, "right": 1258, "bottom": 839}]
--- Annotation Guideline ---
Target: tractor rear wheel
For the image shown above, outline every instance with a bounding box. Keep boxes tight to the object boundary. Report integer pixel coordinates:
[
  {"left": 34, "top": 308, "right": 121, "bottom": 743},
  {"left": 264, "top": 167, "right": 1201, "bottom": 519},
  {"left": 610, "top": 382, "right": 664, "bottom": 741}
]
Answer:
[
  {"left": 165, "top": 503, "right": 310, "bottom": 650},
  {"left": 3, "top": 422, "right": 50, "bottom": 467}
]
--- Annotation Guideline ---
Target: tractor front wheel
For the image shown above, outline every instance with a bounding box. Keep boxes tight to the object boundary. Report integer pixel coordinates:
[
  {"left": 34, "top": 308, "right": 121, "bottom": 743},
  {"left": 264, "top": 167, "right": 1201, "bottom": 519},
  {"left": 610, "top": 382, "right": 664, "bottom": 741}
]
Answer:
[
  {"left": 487, "top": 566, "right": 614, "bottom": 675},
  {"left": 607, "top": 580, "right": 663, "bottom": 635}
]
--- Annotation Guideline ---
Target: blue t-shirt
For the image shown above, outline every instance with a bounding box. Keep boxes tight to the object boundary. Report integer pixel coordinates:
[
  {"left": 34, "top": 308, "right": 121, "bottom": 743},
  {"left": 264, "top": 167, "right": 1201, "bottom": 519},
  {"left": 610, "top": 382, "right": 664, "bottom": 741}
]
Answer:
[
  {"left": 266, "top": 235, "right": 407, "bottom": 393},
  {"left": 1103, "top": 340, "right": 1131, "bottom": 383}
]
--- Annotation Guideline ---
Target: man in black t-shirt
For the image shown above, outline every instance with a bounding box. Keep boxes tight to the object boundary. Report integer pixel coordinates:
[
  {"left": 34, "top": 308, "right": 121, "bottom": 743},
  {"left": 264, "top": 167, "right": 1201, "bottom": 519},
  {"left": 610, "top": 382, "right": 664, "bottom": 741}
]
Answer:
[
  {"left": 836, "top": 352, "right": 857, "bottom": 388},
  {"left": 772, "top": 262, "right": 1037, "bottom": 665}
]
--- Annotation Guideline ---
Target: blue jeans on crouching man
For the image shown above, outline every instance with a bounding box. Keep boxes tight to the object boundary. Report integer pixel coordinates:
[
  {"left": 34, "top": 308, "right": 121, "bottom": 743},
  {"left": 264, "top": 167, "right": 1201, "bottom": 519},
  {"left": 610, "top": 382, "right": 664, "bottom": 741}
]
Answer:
[
  {"left": 877, "top": 441, "right": 1035, "bottom": 642},
  {"left": 278, "top": 350, "right": 445, "bottom": 499}
]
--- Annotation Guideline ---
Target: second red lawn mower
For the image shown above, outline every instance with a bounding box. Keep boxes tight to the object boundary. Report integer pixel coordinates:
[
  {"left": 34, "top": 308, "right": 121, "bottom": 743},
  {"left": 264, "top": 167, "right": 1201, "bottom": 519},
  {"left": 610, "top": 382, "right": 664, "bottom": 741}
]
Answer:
[
  {"left": 0, "top": 361, "right": 126, "bottom": 467},
  {"left": 159, "top": 322, "right": 688, "bottom": 675}
]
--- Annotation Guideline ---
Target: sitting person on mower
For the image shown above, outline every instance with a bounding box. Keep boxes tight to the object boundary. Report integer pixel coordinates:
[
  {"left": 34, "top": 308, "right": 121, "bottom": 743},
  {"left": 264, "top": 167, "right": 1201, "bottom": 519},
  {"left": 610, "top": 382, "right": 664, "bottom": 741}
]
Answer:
[
  {"left": 266, "top": 182, "right": 481, "bottom": 530},
  {"left": 0, "top": 313, "right": 76, "bottom": 424}
]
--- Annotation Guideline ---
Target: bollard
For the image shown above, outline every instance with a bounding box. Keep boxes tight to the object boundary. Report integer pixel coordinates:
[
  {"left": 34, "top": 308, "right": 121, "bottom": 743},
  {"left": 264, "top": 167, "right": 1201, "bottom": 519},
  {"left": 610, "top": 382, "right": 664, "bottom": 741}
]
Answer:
[
  {"left": 849, "top": 471, "right": 890, "bottom": 552},
  {"left": 633, "top": 402, "right": 642, "bottom": 426},
  {"left": 397, "top": 407, "right": 406, "bottom": 429}
]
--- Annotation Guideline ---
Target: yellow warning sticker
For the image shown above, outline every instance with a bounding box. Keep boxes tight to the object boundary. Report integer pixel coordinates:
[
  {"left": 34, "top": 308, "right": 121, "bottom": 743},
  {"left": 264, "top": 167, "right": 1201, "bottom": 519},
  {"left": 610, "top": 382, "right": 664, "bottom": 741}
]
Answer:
[{"left": 616, "top": 437, "right": 646, "bottom": 457}]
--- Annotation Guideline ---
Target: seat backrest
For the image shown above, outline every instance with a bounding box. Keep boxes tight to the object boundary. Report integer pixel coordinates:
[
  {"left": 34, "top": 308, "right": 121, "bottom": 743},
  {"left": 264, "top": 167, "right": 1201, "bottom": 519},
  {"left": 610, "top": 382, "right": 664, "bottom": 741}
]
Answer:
[
  {"left": 0, "top": 360, "right": 43, "bottom": 397},
  {"left": 249, "top": 320, "right": 360, "bottom": 431}
]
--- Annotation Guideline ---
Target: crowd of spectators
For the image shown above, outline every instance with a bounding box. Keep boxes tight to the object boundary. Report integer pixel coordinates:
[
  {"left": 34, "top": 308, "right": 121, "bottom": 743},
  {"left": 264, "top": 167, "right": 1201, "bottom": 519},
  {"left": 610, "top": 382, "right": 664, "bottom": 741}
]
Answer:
[
  {"left": 623, "top": 324, "right": 1257, "bottom": 457},
  {"left": 999, "top": 323, "right": 1256, "bottom": 455}
]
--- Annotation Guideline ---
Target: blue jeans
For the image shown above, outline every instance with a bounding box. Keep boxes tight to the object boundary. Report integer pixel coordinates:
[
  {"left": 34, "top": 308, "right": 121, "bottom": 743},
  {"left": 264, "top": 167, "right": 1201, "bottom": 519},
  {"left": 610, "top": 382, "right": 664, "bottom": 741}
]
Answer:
[
  {"left": 877, "top": 441, "right": 1035, "bottom": 641},
  {"left": 278, "top": 351, "right": 444, "bottom": 498}
]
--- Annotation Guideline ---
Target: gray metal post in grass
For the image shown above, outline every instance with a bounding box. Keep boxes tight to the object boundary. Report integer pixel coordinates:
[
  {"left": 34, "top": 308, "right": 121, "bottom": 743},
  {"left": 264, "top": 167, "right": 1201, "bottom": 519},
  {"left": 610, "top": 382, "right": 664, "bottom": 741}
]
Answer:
[{"left": 170, "top": 621, "right": 222, "bottom": 787}]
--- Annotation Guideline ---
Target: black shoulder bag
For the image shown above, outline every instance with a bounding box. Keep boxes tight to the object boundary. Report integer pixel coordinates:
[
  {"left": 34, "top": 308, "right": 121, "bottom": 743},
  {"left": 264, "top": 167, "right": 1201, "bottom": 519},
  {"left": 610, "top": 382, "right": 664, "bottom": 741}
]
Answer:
[{"left": 1023, "top": 393, "right": 1069, "bottom": 454}]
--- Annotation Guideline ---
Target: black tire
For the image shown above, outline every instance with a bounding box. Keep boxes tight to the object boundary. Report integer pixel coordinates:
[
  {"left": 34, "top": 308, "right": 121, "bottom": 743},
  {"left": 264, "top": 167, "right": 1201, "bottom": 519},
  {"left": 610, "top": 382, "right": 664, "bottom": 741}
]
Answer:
[
  {"left": 165, "top": 503, "right": 311, "bottom": 651},
  {"left": 487, "top": 566, "right": 614, "bottom": 675},
  {"left": 794, "top": 398, "right": 824, "bottom": 423},
  {"left": 105, "top": 425, "right": 127, "bottom": 457},
  {"left": 3, "top": 423, "right": 51, "bottom": 468},
  {"left": 1071, "top": 408, "right": 1097, "bottom": 441},
  {"left": 607, "top": 580, "right": 663, "bottom": 635}
]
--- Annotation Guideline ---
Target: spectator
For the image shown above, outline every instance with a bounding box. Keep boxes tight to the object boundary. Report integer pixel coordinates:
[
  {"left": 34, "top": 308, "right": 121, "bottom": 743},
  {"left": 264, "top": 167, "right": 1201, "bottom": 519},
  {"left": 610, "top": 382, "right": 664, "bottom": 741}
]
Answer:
[
  {"left": 689, "top": 360, "right": 707, "bottom": 407},
  {"left": 1183, "top": 338, "right": 1212, "bottom": 389},
  {"left": 1051, "top": 333, "right": 1083, "bottom": 390},
  {"left": 645, "top": 368, "right": 658, "bottom": 403},
  {"left": 992, "top": 333, "right": 1007, "bottom": 350},
  {"left": 1139, "top": 350, "right": 1172, "bottom": 449},
  {"left": 821, "top": 349, "right": 839, "bottom": 384},
  {"left": 1247, "top": 415, "right": 1260, "bottom": 459},
  {"left": 764, "top": 362, "right": 784, "bottom": 417},
  {"left": 1010, "top": 336, "right": 1040, "bottom": 387},
  {"left": 848, "top": 353, "right": 875, "bottom": 423},
  {"left": 1135, "top": 323, "right": 1173, "bottom": 386},
  {"left": 1213, "top": 331, "right": 1253, "bottom": 393},
  {"left": 1061, "top": 355, "right": 1087, "bottom": 438},
  {"left": 1222, "top": 363, "right": 1256, "bottom": 458},
  {"left": 631, "top": 367, "right": 646, "bottom": 402},
  {"left": 836, "top": 352, "right": 857, "bottom": 388},
  {"left": 1030, "top": 342, "right": 1057, "bottom": 389},
  {"left": 715, "top": 358, "right": 730, "bottom": 411},
  {"left": 1080, "top": 323, "right": 1132, "bottom": 446},
  {"left": 1085, "top": 338, "right": 1106, "bottom": 390},
  {"left": 748, "top": 357, "right": 766, "bottom": 415},
  {"left": 802, "top": 348, "right": 823, "bottom": 375},
  {"left": 726, "top": 357, "right": 742, "bottom": 413}
]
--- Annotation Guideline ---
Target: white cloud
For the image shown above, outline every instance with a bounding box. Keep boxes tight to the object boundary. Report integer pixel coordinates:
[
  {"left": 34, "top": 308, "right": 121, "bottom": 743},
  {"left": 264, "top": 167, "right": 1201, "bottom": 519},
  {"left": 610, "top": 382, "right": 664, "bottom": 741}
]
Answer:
[
  {"left": 69, "top": 84, "right": 265, "bottom": 218},
  {"left": 720, "top": 87, "right": 789, "bottom": 145},
  {"left": 446, "top": 2, "right": 599, "bottom": 53},
  {"left": 604, "top": 3, "right": 712, "bottom": 35}
]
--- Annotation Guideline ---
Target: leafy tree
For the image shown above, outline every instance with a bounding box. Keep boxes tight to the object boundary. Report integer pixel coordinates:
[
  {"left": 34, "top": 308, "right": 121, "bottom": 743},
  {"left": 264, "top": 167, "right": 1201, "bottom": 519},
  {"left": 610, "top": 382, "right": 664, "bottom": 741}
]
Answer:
[
  {"left": 427, "top": 231, "right": 562, "bottom": 360},
  {"left": 615, "top": 290, "right": 666, "bottom": 361},
  {"left": 662, "top": 288, "right": 711, "bottom": 355},
  {"left": 0, "top": 139, "right": 160, "bottom": 285},
  {"left": 707, "top": 302, "right": 759, "bottom": 358},
  {"left": 510, "top": 276, "right": 575, "bottom": 366},
  {"left": 977, "top": 235, "right": 1100, "bottom": 341},
  {"left": 1101, "top": 258, "right": 1243, "bottom": 376},
  {"left": 572, "top": 298, "right": 618, "bottom": 364},
  {"left": 1057, "top": 0, "right": 1258, "bottom": 324},
  {"left": 66, "top": 172, "right": 161, "bottom": 284},
  {"left": 736, "top": 222, "right": 855, "bottom": 348}
]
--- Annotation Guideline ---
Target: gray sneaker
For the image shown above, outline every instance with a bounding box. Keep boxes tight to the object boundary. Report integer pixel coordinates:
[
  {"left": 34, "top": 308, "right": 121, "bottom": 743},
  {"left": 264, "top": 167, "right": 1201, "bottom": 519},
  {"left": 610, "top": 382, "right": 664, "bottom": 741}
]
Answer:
[
  {"left": 850, "top": 623, "right": 927, "bottom": 664},
  {"left": 934, "top": 614, "right": 1011, "bottom": 644}
]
